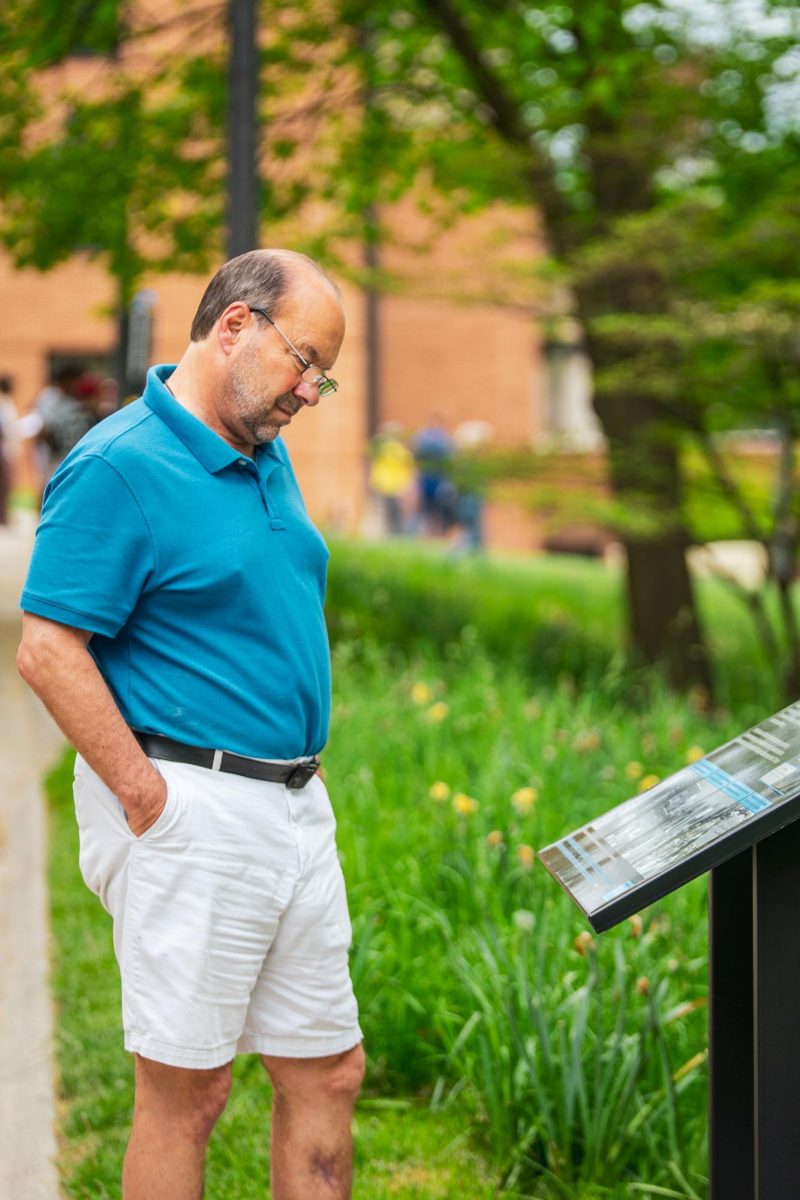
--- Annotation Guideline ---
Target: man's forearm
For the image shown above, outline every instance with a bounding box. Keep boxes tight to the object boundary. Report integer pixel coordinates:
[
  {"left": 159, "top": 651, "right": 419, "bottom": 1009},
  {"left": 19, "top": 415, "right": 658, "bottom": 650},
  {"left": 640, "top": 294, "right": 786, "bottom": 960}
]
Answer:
[{"left": 17, "top": 613, "right": 165, "bottom": 832}]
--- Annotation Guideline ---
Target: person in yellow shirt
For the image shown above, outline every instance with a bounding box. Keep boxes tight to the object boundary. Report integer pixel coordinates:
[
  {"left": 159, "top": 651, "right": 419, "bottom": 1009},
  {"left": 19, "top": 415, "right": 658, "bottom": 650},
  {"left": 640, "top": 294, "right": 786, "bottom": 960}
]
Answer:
[{"left": 368, "top": 423, "right": 416, "bottom": 535}]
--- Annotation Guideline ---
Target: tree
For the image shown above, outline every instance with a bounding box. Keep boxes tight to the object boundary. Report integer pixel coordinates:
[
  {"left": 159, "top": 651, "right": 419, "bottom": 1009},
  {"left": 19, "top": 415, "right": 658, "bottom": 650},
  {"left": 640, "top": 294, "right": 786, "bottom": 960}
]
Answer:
[
  {"left": 2, "top": 0, "right": 797, "bottom": 693},
  {"left": 300, "top": 0, "right": 797, "bottom": 697}
]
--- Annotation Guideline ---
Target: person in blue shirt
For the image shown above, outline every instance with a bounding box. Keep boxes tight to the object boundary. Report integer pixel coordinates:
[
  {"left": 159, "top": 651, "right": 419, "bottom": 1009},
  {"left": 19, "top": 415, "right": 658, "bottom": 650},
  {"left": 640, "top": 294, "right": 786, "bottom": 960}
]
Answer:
[
  {"left": 411, "top": 414, "right": 454, "bottom": 536},
  {"left": 17, "top": 249, "right": 364, "bottom": 1200}
]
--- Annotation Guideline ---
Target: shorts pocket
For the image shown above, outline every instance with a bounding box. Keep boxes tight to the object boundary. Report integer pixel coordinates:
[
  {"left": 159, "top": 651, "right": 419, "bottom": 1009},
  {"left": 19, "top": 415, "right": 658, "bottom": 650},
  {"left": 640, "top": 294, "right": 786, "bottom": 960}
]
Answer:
[{"left": 133, "top": 773, "right": 180, "bottom": 842}]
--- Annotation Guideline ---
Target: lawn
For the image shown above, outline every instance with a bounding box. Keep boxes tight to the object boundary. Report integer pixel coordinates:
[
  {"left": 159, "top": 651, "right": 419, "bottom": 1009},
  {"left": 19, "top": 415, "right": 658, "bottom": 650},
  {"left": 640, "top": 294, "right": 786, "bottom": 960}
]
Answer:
[{"left": 47, "top": 542, "right": 781, "bottom": 1198}]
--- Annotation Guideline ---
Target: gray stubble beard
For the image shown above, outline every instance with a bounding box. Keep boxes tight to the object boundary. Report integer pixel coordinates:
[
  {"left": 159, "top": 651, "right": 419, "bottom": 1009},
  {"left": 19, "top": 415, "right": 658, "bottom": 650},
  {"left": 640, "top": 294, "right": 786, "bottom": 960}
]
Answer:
[{"left": 230, "top": 348, "right": 293, "bottom": 445}]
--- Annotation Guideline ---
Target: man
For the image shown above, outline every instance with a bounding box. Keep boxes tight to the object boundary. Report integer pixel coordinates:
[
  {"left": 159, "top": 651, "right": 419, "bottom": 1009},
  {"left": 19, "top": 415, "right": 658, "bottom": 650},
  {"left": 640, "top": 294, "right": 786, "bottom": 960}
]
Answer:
[{"left": 17, "top": 249, "right": 364, "bottom": 1200}]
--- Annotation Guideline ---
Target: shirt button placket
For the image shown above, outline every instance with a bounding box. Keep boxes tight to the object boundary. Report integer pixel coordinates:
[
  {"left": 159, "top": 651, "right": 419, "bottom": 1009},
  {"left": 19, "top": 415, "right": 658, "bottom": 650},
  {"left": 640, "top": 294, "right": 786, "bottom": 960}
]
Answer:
[{"left": 261, "top": 476, "right": 285, "bottom": 530}]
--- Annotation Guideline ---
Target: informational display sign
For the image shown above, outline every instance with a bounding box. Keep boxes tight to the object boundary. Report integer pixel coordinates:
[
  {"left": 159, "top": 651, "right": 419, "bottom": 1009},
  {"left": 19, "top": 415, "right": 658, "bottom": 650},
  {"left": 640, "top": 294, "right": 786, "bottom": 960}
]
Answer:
[{"left": 538, "top": 701, "right": 800, "bottom": 932}]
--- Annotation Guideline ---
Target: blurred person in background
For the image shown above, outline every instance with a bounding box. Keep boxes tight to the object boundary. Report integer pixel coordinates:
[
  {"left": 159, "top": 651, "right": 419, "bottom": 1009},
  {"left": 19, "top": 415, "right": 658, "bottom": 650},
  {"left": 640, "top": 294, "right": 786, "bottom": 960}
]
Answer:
[
  {"left": 411, "top": 413, "right": 454, "bottom": 536},
  {"left": 40, "top": 367, "right": 100, "bottom": 473},
  {"left": 367, "top": 422, "right": 415, "bottom": 536},
  {"left": 28, "top": 363, "right": 90, "bottom": 502}
]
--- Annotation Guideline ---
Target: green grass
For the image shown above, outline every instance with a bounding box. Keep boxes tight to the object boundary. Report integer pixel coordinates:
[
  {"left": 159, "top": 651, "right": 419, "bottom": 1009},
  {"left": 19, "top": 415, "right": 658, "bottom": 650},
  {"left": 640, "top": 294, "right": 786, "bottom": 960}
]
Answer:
[
  {"left": 48, "top": 542, "right": 781, "bottom": 1198},
  {"left": 326, "top": 537, "right": 786, "bottom": 715}
]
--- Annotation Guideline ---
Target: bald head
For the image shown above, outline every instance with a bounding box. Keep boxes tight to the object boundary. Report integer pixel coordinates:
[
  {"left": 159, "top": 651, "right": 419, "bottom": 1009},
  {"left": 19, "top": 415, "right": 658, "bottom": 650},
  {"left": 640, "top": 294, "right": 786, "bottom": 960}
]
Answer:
[{"left": 190, "top": 249, "right": 341, "bottom": 343}]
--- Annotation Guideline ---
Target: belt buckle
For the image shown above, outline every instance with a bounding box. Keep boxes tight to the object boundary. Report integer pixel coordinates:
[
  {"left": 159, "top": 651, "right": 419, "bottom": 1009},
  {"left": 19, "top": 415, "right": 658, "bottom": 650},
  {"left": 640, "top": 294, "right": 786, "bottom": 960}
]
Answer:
[{"left": 285, "top": 758, "right": 319, "bottom": 789}]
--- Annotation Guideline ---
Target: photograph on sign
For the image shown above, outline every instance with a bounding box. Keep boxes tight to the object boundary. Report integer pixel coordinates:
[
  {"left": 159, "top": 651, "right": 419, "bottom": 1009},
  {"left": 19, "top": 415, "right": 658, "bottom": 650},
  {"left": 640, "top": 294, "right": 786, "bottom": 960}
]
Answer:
[{"left": 538, "top": 701, "right": 800, "bottom": 931}]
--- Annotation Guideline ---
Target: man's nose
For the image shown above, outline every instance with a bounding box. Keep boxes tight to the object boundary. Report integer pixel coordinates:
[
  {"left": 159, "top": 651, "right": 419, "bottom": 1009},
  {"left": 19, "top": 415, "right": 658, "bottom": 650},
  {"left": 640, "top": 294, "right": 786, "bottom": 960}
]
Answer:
[{"left": 292, "top": 380, "right": 320, "bottom": 407}]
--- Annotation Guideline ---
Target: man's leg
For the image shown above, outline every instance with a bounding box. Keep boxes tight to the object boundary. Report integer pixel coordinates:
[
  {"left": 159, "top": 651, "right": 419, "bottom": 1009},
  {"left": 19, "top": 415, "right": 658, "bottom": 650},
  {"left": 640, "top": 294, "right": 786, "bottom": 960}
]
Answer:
[
  {"left": 122, "top": 1055, "right": 233, "bottom": 1200},
  {"left": 263, "top": 1043, "right": 365, "bottom": 1200}
]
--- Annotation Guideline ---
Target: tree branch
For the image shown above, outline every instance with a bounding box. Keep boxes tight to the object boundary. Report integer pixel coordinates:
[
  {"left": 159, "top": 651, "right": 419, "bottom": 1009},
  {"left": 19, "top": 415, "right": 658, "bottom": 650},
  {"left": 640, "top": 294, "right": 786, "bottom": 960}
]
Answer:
[
  {"left": 418, "top": 0, "right": 570, "bottom": 249},
  {"left": 689, "top": 427, "right": 768, "bottom": 546}
]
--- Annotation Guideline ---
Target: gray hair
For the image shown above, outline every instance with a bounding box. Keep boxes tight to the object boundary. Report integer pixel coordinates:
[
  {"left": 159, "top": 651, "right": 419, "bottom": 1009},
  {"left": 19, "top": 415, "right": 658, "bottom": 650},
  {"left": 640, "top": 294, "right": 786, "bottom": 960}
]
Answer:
[
  {"left": 190, "top": 251, "right": 287, "bottom": 341},
  {"left": 189, "top": 249, "right": 339, "bottom": 342}
]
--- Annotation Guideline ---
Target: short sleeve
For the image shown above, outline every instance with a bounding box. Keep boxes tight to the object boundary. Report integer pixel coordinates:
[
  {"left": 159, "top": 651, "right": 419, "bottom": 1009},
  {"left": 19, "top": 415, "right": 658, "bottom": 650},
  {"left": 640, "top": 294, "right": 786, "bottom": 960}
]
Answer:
[{"left": 20, "top": 453, "right": 156, "bottom": 637}]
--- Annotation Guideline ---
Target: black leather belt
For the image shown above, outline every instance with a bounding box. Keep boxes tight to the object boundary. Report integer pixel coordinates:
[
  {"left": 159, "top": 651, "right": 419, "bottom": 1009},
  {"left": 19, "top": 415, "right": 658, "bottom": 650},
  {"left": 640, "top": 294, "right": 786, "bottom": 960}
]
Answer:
[{"left": 133, "top": 731, "right": 320, "bottom": 789}]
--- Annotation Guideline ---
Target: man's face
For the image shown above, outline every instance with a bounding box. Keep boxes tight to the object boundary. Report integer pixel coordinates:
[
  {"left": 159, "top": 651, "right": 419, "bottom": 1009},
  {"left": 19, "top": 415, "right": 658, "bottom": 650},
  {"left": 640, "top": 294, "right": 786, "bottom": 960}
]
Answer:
[
  {"left": 229, "top": 339, "right": 297, "bottom": 445},
  {"left": 224, "top": 280, "right": 344, "bottom": 447}
]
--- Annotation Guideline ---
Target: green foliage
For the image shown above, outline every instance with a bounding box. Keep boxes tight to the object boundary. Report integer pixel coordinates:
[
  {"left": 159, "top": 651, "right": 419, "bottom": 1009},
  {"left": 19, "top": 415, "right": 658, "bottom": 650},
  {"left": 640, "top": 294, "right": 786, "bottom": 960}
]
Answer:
[
  {"left": 0, "top": 2, "right": 225, "bottom": 300},
  {"left": 327, "top": 536, "right": 624, "bottom": 684},
  {"left": 4, "top": 0, "right": 121, "bottom": 65},
  {"left": 326, "top": 539, "right": 782, "bottom": 713}
]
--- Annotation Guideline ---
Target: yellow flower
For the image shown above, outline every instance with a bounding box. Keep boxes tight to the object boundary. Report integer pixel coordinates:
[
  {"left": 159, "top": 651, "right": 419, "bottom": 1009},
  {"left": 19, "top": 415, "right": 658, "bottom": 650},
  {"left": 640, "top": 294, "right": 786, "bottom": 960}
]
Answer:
[
  {"left": 625, "top": 761, "right": 643, "bottom": 781},
  {"left": 638, "top": 773, "right": 660, "bottom": 792},
  {"left": 411, "top": 682, "right": 432, "bottom": 705},
  {"left": 685, "top": 745, "right": 705, "bottom": 764},
  {"left": 486, "top": 829, "right": 504, "bottom": 848},
  {"left": 516, "top": 843, "right": 535, "bottom": 869},
  {"left": 573, "top": 729, "right": 601, "bottom": 752},
  {"left": 429, "top": 781, "right": 450, "bottom": 802},
  {"left": 574, "top": 930, "right": 595, "bottom": 956},
  {"left": 629, "top": 914, "right": 643, "bottom": 938},
  {"left": 511, "top": 786, "right": 538, "bottom": 814},
  {"left": 452, "top": 792, "right": 479, "bottom": 816},
  {"left": 426, "top": 701, "right": 450, "bottom": 723}
]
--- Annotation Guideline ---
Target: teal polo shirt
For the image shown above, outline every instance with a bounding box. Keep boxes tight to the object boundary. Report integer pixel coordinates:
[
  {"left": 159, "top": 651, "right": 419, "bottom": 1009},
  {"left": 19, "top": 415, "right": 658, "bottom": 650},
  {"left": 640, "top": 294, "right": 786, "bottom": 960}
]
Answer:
[{"left": 21, "top": 365, "right": 331, "bottom": 759}]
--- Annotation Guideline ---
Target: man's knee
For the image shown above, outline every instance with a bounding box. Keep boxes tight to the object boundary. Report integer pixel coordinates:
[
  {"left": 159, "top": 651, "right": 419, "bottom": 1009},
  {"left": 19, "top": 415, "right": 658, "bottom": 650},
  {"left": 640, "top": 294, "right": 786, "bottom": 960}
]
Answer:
[
  {"left": 264, "top": 1042, "right": 365, "bottom": 1108},
  {"left": 135, "top": 1056, "right": 233, "bottom": 1143},
  {"left": 189, "top": 1068, "right": 233, "bottom": 1141},
  {"left": 326, "top": 1043, "right": 365, "bottom": 1102}
]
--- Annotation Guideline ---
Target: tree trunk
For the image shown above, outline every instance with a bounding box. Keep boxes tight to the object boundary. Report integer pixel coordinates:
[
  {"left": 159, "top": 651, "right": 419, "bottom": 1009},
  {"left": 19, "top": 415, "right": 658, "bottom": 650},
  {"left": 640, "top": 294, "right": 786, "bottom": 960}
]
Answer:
[
  {"left": 591, "top": 385, "right": 715, "bottom": 698},
  {"left": 625, "top": 538, "right": 712, "bottom": 697}
]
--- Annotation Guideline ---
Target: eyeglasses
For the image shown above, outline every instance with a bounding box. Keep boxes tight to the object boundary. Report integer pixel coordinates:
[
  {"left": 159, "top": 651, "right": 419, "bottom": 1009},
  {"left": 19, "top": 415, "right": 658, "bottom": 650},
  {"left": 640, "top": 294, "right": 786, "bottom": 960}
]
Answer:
[{"left": 248, "top": 307, "right": 339, "bottom": 397}]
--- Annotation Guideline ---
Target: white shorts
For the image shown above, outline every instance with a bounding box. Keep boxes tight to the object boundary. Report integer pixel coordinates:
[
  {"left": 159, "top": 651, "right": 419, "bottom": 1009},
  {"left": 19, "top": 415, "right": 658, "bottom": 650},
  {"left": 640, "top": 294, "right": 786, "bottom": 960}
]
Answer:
[{"left": 72, "top": 754, "right": 363, "bottom": 1069}]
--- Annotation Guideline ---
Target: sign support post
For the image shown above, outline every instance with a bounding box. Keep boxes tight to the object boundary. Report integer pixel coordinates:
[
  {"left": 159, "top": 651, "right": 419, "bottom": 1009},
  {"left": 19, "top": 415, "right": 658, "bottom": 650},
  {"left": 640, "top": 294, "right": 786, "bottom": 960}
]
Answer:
[
  {"left": 752, "top": 818, "right": 800, "bottom": 1198},
  {"left": 708, "top": 852, "right": 754, "bottom": 1199}
]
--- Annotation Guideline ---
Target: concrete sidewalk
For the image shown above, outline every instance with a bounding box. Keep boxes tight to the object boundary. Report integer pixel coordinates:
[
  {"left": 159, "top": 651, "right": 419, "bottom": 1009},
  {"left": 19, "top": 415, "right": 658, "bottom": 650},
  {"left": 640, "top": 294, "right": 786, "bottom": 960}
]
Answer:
[{"left": 0, "top": 513, "right": 61, "bottom": 1200}]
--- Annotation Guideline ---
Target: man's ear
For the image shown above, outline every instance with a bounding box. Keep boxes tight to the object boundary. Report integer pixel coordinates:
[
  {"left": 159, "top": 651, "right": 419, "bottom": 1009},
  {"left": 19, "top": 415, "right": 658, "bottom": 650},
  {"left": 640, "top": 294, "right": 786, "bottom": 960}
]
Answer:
[{"left": 217, "top": 302, "right": 250, "bottom": 355}]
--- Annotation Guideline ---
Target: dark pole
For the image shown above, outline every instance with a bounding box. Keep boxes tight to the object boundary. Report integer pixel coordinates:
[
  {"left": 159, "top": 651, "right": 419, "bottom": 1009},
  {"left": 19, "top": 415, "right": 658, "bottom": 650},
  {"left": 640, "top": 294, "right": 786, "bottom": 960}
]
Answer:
[
  {"left": 359, "top": 22, "right": 380, "bottom": 440},
  {"left": 227, "top": 0, "right": 259, "bottom": 258}
]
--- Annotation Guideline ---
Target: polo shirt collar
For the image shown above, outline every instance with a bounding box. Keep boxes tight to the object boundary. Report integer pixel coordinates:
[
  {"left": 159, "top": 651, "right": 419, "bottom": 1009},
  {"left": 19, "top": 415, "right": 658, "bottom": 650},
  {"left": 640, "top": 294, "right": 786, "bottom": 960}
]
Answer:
[{"left": 143, "top": 364, "right": 281, "bottom": 474}]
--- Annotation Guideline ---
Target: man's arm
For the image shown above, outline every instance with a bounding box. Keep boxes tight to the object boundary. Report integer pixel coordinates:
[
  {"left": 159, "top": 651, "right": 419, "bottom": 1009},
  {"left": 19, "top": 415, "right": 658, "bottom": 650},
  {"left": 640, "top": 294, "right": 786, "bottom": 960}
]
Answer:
[{"left": 17, "top": 612, "right": 166, "bottom": 836}]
